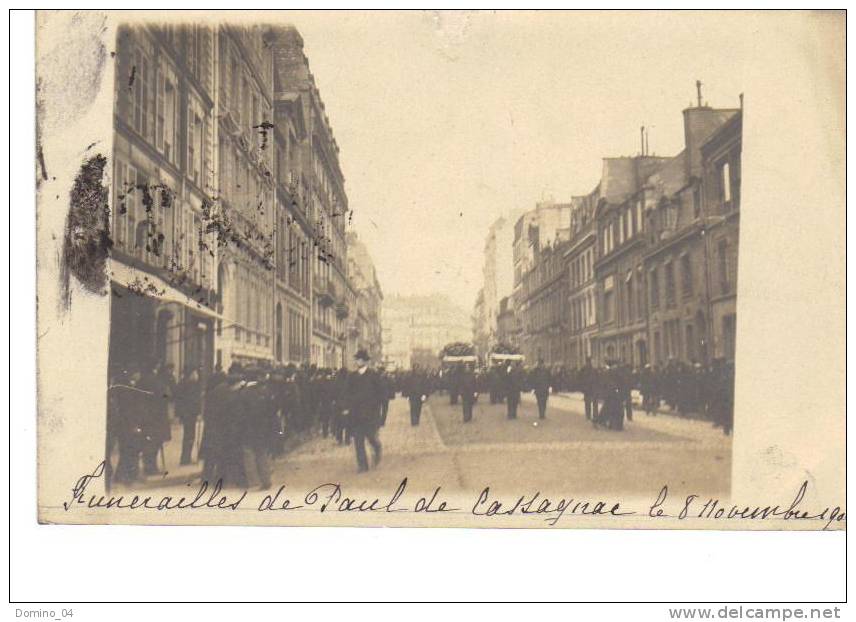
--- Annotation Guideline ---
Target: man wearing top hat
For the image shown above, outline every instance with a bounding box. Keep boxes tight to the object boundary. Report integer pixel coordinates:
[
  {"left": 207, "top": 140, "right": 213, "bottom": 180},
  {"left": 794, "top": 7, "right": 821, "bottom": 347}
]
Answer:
[{"left": 345, "top": 349, "right": 383, "bottom": 472}]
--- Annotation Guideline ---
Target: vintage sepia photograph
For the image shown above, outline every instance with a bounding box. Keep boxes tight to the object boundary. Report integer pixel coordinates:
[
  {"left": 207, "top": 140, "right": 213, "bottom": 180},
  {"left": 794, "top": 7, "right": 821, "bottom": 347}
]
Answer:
[{"left": 33, "top": 10, "right": 845, "bottom": 532}]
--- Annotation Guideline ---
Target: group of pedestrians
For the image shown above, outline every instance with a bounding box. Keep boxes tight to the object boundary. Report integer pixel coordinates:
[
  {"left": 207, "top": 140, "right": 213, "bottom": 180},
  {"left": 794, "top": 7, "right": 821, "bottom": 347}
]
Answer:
[
  {"left": 106, "top": 351, "right": 735, "bottom": 489},
  {"left": 106, "top": 349, "right": 398, "bottom": 488},
  {"left": 420, "top": 356, "right": 735, "bottom": 435},
  {"left": 576, "top": 358, "right": 735, "bottom": 435}
]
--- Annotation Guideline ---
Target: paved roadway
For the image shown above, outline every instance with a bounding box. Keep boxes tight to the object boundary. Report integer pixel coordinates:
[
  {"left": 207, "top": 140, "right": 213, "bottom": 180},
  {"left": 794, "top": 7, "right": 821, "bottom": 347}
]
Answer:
[{"left": 271, "top": 391, "right": 731, "bottom": 502}]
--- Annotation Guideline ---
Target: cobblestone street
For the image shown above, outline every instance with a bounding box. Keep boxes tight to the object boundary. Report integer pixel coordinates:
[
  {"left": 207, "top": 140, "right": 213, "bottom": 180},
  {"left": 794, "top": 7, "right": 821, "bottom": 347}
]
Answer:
[{"left": 270, "top": 392, "right": 731, "bottom": 502}]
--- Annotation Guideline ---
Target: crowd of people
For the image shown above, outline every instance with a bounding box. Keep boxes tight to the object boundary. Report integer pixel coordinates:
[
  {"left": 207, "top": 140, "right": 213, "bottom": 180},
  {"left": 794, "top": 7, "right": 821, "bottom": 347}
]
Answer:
[
  {"left": 420, "top": 357, "right": 736, "bottom": 435},
  {"left": 106, "top": 352, "right": 735, "bottom": 489},
  {"left": 106, "top": 348, "right": 397, "bottom": 489}
]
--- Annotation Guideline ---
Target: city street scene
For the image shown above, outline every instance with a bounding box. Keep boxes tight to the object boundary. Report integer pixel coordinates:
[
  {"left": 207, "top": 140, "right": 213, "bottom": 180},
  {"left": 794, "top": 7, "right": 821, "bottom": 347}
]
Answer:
[{"left": 103, "top": 14, "right": 740, "bottom": 511}]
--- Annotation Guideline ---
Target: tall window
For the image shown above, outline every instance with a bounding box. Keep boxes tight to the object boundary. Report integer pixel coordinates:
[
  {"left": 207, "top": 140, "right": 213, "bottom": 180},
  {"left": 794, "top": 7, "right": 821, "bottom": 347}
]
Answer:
[
  {"left": 188, "top": 113, "right": 203, "bottom": 184},
  {"left": 650, "top": 266, "right": 660, "bottom": 310},
  {"left": 718, "top": 240, "right": 730, "bottom": 294},
  {"left": 133, "top": 48, "right": 153, "bottom": 143},
  {"left": 164, "top": 80, "right": 176, "bottom": 162},
  {"left": 721, "top": 161, "right": 732, "bottom": 204},
  {"left": 625, "top": 273, "right": 633, "bottom": 322},
  {"left": 681, "top": 254, "right": 693, "bottom": 298},
  {"left": 603, "top": 275, "right": 615, "bottom": 323},
  {"left": 665, "top": 261, "right": 676, "bottom": 308}
]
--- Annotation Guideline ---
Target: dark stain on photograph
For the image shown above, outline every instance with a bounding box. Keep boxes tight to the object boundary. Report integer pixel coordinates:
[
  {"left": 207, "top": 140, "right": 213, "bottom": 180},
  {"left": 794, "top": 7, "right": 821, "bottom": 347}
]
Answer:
[{"left": 60, "top": 153, "right": 112, "bottom": 309}]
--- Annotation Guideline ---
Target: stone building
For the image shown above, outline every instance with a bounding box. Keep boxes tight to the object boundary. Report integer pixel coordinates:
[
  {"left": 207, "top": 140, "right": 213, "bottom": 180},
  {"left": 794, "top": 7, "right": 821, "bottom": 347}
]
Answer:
[
  {"left": 564, "top": 192, "right": 599, "bottom": 368},
  {"left": 214, "top": 24, "right": 277, "bottom": 370},
  {"left": 272, "top": 25, "right": 350, "bottom": 369},
  {"left": 643, "top": 103, "right": 739, "bottom": 366},
  {"left": 700, "top": 109, "right": 741, "bottom": 363},
  {"left": 517, "top": 233, "right": 571, "bottom": 365},
  {"left": 109, "top": 22, "right": 366, "bottom": 380},
  {"left": 110, "top": 23, "right": 221, "bottom": 380},
  {"left": 495, "top": 296, "right": 516, "bottom": 348},
  {"left": 270, "top": 51, "right": 312, "bottom": 366},
  {"left": 592, "top": 155, "right": 670, "bottom": 367},
  {"left": 511, "top": 201, "right": 573, "bottom": 353}
]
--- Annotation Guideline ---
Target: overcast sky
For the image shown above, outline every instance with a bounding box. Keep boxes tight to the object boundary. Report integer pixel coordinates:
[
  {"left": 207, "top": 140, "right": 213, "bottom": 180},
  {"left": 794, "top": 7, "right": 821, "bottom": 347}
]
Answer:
[{"left": 290, "top": 10, "right": 755, "bottom": 312}]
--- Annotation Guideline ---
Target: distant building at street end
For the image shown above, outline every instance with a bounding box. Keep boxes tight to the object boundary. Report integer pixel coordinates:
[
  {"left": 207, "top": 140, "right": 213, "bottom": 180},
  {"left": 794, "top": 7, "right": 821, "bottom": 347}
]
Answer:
[
  {"left": 496, "top": 296, "right": 516, "bottom": 349},
  {"left": 346, "top": 231, "right": 384, "bottom": 368},
  {"left": 475, "top": 212, "right": 522, "bottom": 356},
  {"left": 472, "top": 288, "right": 488, "bottom": 357},
  {"left": 382, "top": 293, "right": 471, "bottom": 370}
]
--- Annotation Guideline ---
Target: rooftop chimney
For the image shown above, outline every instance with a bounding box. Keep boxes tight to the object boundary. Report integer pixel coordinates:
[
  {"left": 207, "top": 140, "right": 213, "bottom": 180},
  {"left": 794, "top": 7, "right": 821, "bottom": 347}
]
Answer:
[
  {"left": 640, "top": 126, "right": 645, "bottom": 155},
  {"left": 696, "top": 80, "right": 703, "bottom": 108}
]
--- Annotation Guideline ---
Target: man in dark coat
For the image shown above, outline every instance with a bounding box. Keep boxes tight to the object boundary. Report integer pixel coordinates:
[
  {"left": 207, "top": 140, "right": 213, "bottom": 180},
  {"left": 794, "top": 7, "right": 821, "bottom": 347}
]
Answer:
[
  {"left": 175, "top": 367, "right": 202, "bottom": 465},
  {"left": 460, "top": 363, "right": 477, "bottom": 423},
  {"left": 530, "top": 358, "right": 551, "bottom": 420},
  {"left": 579, "top": 358, "right": 598, "bottom": 421},
  {"left": 139, "top": 365, "right": 171, "bottom": 476},
  {"left": 346, "top": 349, "right": 383, "bottom": 472},
  {"left": 594, "top": 361, "right": 624, "bottom": 431},
  {"left": 201, "top": 368, "right": 244, "bottom": 487},
  {"left": 404, "top": 365, "right": 428, "bottom": 426},
  {"left": 240, "top": 370, "right": 276, "bottom": 490},
  {"left": 112, "top": 367, "right": 151, "bottom": 485},
  {"left": 708, "top": 359, "right": 734, "bottom": 436},
  {"left": 377, "top": 365, "right": 392, "bottom": 427},
  {"left": 504, "top": 363, "right": 522, "bottom": 420}
]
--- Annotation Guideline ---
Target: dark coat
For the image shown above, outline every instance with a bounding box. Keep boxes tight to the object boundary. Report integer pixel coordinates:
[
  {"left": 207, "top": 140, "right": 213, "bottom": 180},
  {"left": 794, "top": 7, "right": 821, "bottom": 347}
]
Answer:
[
  {"left": 175, "top": 378, "right": 202, "bottom": 422},
  {"left": 347, "top": 369, "right": 383, "bottom": 431},
  {"left": 530, "top": 366, "right": 551, "bottom": 396},
  {"left": 460, "top": 370, "right": 477, "bottom": 405}
]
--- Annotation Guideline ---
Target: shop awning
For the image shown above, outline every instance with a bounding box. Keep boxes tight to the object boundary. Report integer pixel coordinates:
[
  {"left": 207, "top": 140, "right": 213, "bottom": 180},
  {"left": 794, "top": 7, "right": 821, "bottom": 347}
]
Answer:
[{"left": 109, "top": 260, "right": 224, "bottom": 321}]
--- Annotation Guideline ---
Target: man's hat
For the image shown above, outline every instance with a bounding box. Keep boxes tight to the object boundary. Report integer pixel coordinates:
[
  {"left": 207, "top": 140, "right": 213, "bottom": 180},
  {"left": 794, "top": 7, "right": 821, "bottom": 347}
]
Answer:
[{"left": 354, "top": 348, "right": 370, "bottom": 361}]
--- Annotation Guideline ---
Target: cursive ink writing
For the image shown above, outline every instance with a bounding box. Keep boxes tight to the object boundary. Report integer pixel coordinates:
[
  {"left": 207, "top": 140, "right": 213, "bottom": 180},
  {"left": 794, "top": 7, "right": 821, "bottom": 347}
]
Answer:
[
  {"left": 63, "top": 462, "right": 246, "bottom": 511},
  {"left": 472, "top": 487, "right": 633, "bottom": 526}
]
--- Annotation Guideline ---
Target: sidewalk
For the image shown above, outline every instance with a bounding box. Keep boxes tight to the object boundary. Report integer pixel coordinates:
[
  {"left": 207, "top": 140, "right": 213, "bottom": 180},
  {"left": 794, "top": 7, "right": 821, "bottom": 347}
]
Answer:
[
  {"left": 549, "top": 390, "right": 714, "bottom": 422},
  {"left": 121, "top": 419, "right": 314, "bottom": 490}
]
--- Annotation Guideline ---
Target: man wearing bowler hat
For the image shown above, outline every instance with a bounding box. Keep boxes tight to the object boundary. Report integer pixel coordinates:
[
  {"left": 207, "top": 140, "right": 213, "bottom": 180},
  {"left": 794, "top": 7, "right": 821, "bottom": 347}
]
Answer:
[{"left": 345, "top": 349, "right": 383, "bottom": 472}]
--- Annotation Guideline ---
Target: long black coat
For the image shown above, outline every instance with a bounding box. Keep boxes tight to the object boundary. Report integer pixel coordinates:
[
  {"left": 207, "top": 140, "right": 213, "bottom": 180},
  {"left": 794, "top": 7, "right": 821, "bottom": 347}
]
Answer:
[{"left": 346, "top": 369, "right": 383, "bottom": 432}]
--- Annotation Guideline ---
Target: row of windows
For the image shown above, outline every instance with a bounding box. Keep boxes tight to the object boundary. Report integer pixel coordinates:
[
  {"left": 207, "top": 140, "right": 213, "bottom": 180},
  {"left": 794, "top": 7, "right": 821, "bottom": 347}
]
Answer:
[
  {"left": 526, "top": 285, "right": 568, "bottom": 333},
  {"left": 649, "top": 254, "right": 694, "bottom": 311},
  {"left": 276, "top": 212, "right": 311, "bottom": 297},
  {"left": 113, "top": 159, "right": 213, "bottom": 290},
  {"left": 222, "top": 41, "right": 272, "bottom": 151},
  {"left": 220, "top": 140, "right": 272, "bottom": 216},
  {"left": 569, "top": 247, "right": 595, "bottom": 289},
  {"left": 117, "top": 33, "right": 212, "bottom": 189},
  {"left": 569, "top": 291, "right": 595, "bottom": 333},
  {"left": 602, "top": 199, "right": 644, "bottom": 255},
  {"left": 285, "top": 308, "right": 310, "bottom": 363},
  {"left": 233, "top": 265, "right": 272, "bottom": 348}
]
